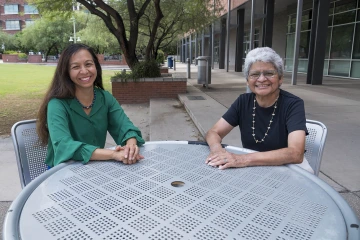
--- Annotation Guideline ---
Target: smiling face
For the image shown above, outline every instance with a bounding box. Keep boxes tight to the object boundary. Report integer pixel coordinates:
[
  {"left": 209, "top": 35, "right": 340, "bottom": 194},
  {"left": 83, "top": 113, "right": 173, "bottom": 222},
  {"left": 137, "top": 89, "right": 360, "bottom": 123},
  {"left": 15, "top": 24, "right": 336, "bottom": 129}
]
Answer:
[
  {"left": 247, "top": 61, "right": 282, "bottom": 99},
  {"left": 69, "top": 49, "right": 97, "bottom": 91}
]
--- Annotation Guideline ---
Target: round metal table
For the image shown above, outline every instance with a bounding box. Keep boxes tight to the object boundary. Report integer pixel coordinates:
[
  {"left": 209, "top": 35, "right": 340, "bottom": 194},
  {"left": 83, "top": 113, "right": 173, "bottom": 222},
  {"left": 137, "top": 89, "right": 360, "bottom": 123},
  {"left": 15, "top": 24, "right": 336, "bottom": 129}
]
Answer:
[{"left": 3, "top": 141, "right": 360, "bottom": 239}]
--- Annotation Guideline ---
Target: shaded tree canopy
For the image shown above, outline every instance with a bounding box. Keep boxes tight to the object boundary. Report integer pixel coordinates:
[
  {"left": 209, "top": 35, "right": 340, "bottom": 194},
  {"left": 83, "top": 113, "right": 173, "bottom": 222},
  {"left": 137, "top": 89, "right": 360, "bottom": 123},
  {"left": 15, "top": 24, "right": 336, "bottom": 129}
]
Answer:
[{"left": 29, "top": 0, "right": 223, "bottom": 69}]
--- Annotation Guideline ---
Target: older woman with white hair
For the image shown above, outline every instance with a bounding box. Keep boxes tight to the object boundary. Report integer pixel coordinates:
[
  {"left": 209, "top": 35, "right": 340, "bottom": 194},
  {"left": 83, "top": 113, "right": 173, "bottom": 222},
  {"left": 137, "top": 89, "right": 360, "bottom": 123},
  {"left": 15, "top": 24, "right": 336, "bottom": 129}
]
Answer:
[{"left": 205, "top": 47, "right": 313, "bottom": 173}]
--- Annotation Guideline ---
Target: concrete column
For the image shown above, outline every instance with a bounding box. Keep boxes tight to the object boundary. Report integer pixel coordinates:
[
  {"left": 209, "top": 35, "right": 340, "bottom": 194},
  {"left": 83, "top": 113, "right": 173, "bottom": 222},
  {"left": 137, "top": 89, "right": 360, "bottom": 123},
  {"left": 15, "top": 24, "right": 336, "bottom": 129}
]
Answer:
[
  {"left": 262, "top": 0, "right": 274, "bottom": 47},
  {"left": 226, "top": 0, "right": 231, "bottom": 72},
  {"left": 219, "top": 18, "right": 226, "bottom": 69},
  {"left": 208, "top": 25, "right": 213, "bottom": 66},
  {"left": 307, "top": 0, "right": 330, "bottom": 85},
  {"left": 235, "top": 9, "right": 245, "bottom": 72},
  {"left": 291, "top": 0, "right": 303, "bottom": 85}
]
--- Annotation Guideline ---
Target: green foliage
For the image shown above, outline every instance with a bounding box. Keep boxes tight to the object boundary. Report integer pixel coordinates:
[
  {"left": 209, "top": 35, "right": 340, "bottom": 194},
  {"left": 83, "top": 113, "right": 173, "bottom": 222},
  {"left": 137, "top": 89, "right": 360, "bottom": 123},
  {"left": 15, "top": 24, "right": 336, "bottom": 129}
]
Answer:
[
  {"left": 111, "top": 60, "right": 161, "bottom": 82},
  {"left": 77, "top": 13, "right": 120, "bottom": 54},
  {"left": 156, "top": 50, "right": 165, "bottom": 64},
  {"left": 19, "top": 13, "right": 73, "bottom": 55},
  {"left": 18, "top": 53, "right": 28, "bottom": 60},
  {"left": 3, "top": 51, "right": 28, "bottom": 59},
  {"left": 4, "top": 50, "right": 18, "bottom": 54},
  {"left": 0, "top": 32, "right": 18, "bottom": 52}
]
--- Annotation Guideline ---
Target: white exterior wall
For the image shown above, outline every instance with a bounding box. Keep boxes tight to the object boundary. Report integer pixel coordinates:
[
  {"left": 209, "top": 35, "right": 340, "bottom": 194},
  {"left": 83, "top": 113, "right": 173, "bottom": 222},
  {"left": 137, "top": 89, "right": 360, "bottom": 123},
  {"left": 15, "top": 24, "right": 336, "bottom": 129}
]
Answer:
[{"left": 272, "top": 10, "right": 288, "bottom": 59}]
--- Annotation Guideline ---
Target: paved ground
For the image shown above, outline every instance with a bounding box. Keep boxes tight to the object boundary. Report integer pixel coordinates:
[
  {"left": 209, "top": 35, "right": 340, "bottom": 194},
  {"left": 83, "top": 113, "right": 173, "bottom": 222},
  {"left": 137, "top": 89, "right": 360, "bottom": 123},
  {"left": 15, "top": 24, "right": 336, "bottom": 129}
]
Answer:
[{"left": 1, "top": 60, "right": 359, "bottom": 238}]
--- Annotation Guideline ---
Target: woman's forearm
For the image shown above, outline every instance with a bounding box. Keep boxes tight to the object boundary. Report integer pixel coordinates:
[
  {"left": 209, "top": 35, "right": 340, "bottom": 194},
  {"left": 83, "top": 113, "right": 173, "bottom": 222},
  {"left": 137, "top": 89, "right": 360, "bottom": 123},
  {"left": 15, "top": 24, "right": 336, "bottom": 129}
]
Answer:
[
  {"left": 236, "top": 147, "right": 304, "bottom": 167},
  {"left": 205, "top": 130, "right": 223, "bottom": 152},
  {"left": 90, "top": 148, "right": 117, "bottom": 161}
]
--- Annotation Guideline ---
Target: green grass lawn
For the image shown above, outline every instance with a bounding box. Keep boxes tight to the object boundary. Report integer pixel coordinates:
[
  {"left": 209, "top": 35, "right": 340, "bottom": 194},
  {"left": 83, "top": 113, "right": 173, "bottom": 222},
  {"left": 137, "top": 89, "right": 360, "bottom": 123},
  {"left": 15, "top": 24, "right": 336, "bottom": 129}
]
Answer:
[{"left": 0, "top": 63, "right": 115, "bottom": 135}]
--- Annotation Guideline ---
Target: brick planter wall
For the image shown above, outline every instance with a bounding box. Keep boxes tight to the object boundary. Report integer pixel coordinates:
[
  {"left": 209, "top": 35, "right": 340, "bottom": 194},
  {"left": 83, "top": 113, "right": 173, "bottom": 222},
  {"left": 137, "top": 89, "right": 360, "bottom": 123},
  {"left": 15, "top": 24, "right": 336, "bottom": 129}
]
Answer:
[
  {"left": 112, "top": 75, "right": 187, "bottom": 104},
  {"left": 2, "top": 54, "right": 19, "bottom": 63},
  {"left": 160, "top": 67, "right": 168, "bottom": 73},
  {"left": 28, "top": 55, "right": 42, "bottom": 63}
]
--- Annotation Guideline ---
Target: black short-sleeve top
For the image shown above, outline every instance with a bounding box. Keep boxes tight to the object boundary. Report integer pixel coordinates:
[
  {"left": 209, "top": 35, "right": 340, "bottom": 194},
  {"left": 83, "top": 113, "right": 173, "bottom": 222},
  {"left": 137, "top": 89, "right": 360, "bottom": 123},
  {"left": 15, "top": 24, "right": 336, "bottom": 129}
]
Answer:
[{"left": 222, "top": 89, "right": 308, "bottom": 152}]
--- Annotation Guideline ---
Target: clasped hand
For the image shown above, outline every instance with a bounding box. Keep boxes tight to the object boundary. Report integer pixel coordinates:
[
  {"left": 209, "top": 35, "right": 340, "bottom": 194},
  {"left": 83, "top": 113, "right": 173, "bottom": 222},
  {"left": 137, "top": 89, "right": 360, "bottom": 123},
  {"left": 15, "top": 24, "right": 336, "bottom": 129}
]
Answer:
[{"left": 112, "top": 142, "right": 144, "bottom": 165}]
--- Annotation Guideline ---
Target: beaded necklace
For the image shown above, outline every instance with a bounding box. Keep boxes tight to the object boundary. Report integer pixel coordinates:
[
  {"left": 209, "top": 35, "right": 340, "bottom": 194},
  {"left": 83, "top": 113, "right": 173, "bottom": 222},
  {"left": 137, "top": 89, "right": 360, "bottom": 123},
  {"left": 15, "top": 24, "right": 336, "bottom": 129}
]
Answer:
[
  {"left": 75, "top": 89, "right": 96, "bottom": 109},
  {"left": 252, "top": 96, "right": 278, "bottom": 143}
]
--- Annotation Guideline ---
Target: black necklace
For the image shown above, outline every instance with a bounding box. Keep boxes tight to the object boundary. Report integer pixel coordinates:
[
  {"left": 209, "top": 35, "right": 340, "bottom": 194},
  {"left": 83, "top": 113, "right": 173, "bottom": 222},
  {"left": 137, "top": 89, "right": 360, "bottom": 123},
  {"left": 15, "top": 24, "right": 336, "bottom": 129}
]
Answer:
[{"left": 75, "top": 89, "right": 96, "bottom": 109}]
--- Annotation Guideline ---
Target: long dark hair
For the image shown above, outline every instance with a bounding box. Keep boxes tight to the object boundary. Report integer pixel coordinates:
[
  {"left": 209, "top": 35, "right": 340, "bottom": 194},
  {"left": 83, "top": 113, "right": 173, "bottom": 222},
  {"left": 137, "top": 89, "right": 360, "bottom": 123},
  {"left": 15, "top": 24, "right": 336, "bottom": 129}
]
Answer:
[{"left": 37, "top": 44, "right": 104, "bottom": 145}]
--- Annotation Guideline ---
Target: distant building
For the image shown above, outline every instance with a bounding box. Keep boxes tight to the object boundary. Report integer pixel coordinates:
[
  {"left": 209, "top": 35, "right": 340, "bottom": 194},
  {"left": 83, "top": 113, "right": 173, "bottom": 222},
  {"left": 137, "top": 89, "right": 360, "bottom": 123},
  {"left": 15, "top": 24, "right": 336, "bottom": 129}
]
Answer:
[
  {"left": 0, "top": 0, "right": 39, "bottom": 34},
  {"left": 179, "top": 0, "right": 360, "bottom": 82}
]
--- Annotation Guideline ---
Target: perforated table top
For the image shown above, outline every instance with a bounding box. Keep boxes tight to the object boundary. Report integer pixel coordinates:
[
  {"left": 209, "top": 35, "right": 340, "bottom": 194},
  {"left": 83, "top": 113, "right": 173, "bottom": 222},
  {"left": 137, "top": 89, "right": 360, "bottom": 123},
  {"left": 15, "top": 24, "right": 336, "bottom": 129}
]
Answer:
[{"left": 18, "top": 142, "right": 347, "bottom": 240}]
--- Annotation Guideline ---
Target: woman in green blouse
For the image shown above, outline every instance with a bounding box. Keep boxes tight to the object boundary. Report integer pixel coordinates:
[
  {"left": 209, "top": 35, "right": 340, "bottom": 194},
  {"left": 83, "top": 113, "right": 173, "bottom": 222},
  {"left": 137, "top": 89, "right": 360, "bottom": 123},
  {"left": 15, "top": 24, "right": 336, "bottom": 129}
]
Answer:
[{"left": 37, "top": 44, "right": 145, "bottom": 167}]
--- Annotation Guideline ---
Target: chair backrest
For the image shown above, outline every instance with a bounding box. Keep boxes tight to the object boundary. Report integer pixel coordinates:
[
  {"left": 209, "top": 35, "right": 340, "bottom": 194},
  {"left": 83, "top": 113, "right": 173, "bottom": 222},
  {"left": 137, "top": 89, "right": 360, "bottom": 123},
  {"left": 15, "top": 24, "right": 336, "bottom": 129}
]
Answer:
[
  {"left": 11, "top": 119, "right": 48, "bottom": 188},
  {"left": 305, "top": 119, "right": 328, "bottom": 176}
]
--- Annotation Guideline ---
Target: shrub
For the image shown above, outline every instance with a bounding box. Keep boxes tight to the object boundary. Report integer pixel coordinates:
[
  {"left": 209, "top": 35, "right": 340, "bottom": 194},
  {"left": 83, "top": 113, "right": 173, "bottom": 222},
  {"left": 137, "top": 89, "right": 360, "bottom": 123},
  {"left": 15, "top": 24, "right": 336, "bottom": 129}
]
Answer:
[
  {"left": 4, "top": 50, "right": 18, "bottom": 54},
  {"left": 156, "top": 50, "right": 165, "bottom": 64},
  {"left": 111, "top": 60, "right": 161, "bottom": 82},
  {"left": 18, "top": 53, "right": 28, "bottom": 60}
]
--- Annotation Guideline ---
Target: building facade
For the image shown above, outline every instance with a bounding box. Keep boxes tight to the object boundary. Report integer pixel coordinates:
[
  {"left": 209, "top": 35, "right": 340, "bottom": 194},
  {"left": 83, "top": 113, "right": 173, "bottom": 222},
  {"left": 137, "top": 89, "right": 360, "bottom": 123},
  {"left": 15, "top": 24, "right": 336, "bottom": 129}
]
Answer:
[
  {"left": 179, "top": 0, "right": 360, "bottom": 82},
  {"left": 0, "top": 0, "right": 39, "bottom": 34}
]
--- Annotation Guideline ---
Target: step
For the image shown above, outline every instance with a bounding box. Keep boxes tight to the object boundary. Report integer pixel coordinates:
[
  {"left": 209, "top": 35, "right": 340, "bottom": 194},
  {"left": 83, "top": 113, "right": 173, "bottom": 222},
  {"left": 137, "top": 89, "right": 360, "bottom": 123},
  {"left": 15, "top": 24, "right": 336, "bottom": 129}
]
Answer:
[{"left": 149, "top": 98, "right": 203, "bottom": 142}]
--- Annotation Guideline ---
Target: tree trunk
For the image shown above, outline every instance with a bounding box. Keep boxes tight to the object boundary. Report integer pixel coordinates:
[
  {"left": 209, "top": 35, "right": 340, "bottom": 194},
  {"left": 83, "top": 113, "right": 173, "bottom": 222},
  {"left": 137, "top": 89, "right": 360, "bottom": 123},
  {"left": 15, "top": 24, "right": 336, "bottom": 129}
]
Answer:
[
  {"left": 144, "top": 0, "right": 163, "bottom": 61},
  {"left": 77, "top": 0, "right": 153, "bottom": 69}
]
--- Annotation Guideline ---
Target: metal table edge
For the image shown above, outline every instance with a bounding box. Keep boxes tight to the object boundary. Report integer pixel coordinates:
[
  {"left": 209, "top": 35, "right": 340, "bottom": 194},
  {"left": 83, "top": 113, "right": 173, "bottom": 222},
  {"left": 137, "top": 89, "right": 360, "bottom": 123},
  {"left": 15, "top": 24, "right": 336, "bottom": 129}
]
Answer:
[
  {"left": 3, "top": 162, "right": 71, "bottom": 240},
  {"left": 287, "top": 164, "right": 360, "bottom": 240}
]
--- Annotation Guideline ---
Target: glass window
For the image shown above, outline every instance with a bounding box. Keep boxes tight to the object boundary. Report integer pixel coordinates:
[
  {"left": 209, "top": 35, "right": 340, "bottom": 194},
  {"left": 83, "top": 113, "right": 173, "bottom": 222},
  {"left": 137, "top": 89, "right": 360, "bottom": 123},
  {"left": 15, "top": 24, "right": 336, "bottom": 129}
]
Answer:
[
  {"left": 329, "top": 3, "right": 335, "bottom": 15},
  {"left": 352, "top": 23, "right": 360, "bottom": 59},
  {"left": 333, "top": 10, "right": 356, "bottom": 25},
  {"left": 5, "top": 20, "right": 20, "bottom": 30},
  {"left": 299, "top": 31, "right": 310, "bottom": 58},
  {"left": 328, "top": 15, "right": 333, "bottom": 26},
  {"left": 288, "top": 24, "right": 296, "bottom": 33},
  {"left": 329, "top": 60, "right": 350, "bottom": 76},
  {"left": 285, "top": 59, "right": 293, "bottom": 71},
  {"left": 303, "top": 10, "right": 311, "bottom": 21},
  {"left": 350, "top": 61, "right": 360, "bottom": 77},
  {"left": 323, "top": 60, "right": 329, "bottom": 75},
  {"left": 298, "top": 59, "right": 308, "bottom": 72},
  {"left": 334, "top": 0, "right": 356, "bottom": 13},
  {"left": 24, "top": 5, "right": 39, "bottom": 14},
  {"left": 301, "top": 20, "right": 311, "bottom": 31},
  {"left": 290, "top": 14, "right": 296, "bottom": 24},
  {"left": 330, "top": 24, "right": 354, "bottom": 59},
  {"left": 4, "top": 4, "right": 19, "bottom": 14},
  {"left": 286, "top": 34, "right": 295, "bottom": 59},
  {"left": 325, "top": 28, "right": 332, "bottom": 59},
  {"left": 25, "top": 20, "right": 34, "bottom": 27}
]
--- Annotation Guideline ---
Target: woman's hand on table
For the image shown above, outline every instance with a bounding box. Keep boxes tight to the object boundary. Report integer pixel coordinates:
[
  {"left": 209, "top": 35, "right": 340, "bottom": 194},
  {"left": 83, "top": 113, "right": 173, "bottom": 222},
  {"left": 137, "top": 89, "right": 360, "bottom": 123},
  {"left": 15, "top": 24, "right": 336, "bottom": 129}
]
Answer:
[
  {"left": 114, "top": 138, "right": 144, "bottom": 164},
  {"left": 206, "top": 149, "right": 249, "bottom": 170}
]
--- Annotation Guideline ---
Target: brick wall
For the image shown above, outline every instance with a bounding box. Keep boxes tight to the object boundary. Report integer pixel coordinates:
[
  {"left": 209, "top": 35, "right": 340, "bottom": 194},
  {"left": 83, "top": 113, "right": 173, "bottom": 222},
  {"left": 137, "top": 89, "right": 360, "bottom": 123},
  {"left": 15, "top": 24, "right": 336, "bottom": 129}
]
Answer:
[
  {"left": 112, "top": 78, "right": 187, "bottom": 104},
  {"left": 28, "top": 54, "right": 42, "bottom": 63},
  {"left": 2, "top": 54, "right": 18, "bottom": 62}
]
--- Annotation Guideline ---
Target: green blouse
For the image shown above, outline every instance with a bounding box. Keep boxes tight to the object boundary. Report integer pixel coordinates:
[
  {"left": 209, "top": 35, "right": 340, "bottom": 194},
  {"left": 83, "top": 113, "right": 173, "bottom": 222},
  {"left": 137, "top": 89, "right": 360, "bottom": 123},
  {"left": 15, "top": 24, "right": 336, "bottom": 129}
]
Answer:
[{"left": 46, "top": 88, "right": 145, "bottom": 167}]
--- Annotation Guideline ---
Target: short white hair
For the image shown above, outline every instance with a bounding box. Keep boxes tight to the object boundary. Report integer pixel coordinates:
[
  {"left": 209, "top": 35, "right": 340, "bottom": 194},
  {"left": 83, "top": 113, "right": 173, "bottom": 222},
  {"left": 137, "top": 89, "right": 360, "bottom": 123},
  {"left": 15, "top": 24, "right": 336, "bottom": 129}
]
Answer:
[{"left": 244, "top": 47, "right": 284, "bottom": 80}]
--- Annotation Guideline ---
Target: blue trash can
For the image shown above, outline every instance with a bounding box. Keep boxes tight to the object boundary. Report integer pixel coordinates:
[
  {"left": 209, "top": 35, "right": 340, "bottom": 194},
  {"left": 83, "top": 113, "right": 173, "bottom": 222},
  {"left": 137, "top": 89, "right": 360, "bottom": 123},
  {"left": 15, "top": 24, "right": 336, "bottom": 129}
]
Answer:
[{"left": 167, "top": 56, "right": 173, "bottom": 69}]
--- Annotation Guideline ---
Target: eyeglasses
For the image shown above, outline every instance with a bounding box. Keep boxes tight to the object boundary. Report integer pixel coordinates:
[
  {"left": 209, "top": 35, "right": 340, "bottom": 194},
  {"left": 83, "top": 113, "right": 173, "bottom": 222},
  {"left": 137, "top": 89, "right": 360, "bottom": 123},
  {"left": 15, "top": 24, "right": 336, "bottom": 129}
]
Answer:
[{"left": 248, "top": 70, "right": 277, "bottom": 80}]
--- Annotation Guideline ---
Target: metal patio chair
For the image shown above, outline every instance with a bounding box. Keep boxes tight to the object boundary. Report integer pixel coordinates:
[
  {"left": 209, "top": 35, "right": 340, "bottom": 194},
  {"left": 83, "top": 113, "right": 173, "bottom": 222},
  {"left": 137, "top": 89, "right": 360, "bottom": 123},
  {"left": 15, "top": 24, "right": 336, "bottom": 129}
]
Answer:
[
  {"left": 11, "top": 119, "right": 48, "bottom": 188},
  {"left": 305, "top": 119, "right": 328, "bottom": 176}
]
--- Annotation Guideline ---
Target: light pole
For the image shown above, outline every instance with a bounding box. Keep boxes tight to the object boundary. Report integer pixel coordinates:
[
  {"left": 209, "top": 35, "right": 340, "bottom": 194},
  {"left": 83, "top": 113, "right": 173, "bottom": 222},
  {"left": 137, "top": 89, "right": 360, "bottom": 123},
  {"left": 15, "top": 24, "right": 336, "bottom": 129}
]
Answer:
[{"left": 69, "top": 16, "right": 81, "bottom": 43}]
